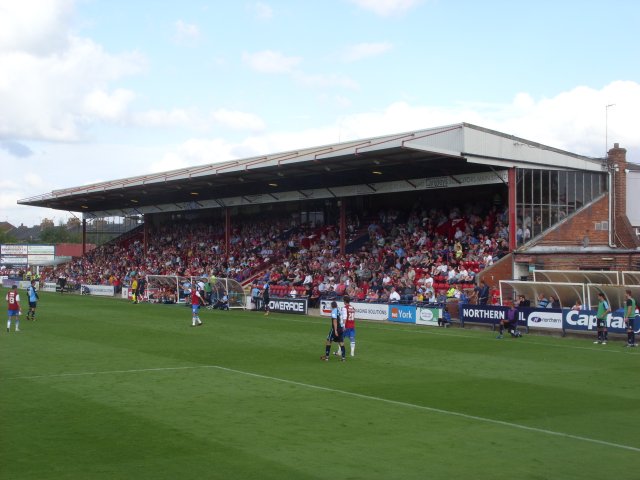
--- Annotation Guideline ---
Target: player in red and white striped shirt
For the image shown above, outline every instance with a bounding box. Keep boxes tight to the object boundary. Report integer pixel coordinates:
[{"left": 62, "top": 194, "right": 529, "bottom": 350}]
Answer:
[{"left": 6, "top": 284, "right": 21, "bottom": 333}]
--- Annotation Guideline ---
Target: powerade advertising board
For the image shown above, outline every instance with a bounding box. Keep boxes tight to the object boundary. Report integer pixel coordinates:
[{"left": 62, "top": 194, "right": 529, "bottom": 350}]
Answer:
[
  {"left": 267, "top": 297, "right": 308, "bottom": 315},
  {"left": 563, "top": 309, "right": 640, "bottom": 334}
]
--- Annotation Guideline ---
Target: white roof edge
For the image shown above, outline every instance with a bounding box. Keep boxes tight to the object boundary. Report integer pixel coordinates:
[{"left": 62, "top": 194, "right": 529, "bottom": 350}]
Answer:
[{"left": 24, "top": 122, "right": 607, "bottom": 201}]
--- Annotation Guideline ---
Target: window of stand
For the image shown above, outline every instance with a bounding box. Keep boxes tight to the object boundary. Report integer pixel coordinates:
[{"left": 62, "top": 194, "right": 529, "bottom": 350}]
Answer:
[{"left": 515, "top": 169, "right": 607, "bottom": 246}]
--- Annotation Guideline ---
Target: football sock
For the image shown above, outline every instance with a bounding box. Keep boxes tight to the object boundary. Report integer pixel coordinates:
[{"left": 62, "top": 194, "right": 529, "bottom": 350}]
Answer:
[
  {"left": 341, "top": 345, "right": 345, "bottom": 358},
  {"left": 351, "top": 342, "right": 355, "bottom": 356},
  {"left": 6, "top": 320, "right": 9, "bottom": 330},
  {"left": 628, "top": 331, "right": 635, "bottom": 345},
  {"left": 325, "top": 345, "right": 331, "bottom": 357}
]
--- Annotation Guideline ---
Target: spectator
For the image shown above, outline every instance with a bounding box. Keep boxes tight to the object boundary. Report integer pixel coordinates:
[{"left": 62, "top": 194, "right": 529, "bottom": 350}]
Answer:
[
  {"left": 537, "top": 293, "right": 549, "bottom": 308},
  {"left": 389, "top": 286, "right": 401, "bottom": 303},
  {"left": 475, "top": 280, "right": 490, "bottom": 305}
]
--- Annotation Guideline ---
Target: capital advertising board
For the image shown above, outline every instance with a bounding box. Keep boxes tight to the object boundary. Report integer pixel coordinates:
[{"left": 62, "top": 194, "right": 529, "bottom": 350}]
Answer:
[
  {"left": 388, "top": 305, "right": 416, "bottom": 324},
  {"left": 563, "top": 309, "right": 638, "bottom": 334}
]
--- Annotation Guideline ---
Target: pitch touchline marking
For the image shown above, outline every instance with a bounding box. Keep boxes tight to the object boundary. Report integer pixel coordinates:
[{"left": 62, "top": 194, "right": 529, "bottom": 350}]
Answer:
[
  {"left": 7, "top": 364, "right": 640, "bottom": 453},
  {"left": 7, "top": 366, "right": 197, "bottom": 380},
  {"left": 281, "top": 316, "right": 634, "bottom": 355}
]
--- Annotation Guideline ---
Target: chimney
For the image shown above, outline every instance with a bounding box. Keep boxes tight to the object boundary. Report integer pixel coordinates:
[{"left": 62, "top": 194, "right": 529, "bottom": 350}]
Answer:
[
  {"left": 608, "top": 143, "right": 639, "bottom": 248},
  {"left": 609, "top": 143, "right": 627, "bottom": 217}
]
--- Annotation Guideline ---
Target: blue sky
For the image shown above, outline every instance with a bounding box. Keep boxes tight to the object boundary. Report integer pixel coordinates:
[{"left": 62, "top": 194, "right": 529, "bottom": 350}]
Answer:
[{"left": 1, "top": 0, "right": 639, "bottom": 226}]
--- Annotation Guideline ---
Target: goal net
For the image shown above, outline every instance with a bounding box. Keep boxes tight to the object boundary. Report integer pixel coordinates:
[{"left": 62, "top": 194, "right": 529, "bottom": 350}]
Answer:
[
  {"left": 145, "top": 275, "right": 191, "bottom": 304},
  {"left": 145, "top": 275, "right": 246, "bottom": 308}
]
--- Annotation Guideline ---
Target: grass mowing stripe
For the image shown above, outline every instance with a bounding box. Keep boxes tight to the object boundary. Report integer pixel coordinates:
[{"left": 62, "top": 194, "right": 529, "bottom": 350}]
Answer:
[
  {"left": 255, "top": 314, "right": 639, "bottom": 355},
  {"left": 9, "top": 362, "right": 640, "bottom": 454}
]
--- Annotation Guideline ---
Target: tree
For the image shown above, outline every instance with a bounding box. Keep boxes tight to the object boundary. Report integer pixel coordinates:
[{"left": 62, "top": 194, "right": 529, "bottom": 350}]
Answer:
[
  {"left": 67, "top": 217, "right": 81, "bottom": 228},
  {"left": 39, "top": 224, "right": 78, "bottom": 244},
  {"left": 0, "top": 229, "right": 17, "bottom": 243},
  {"left": 41, "top": 218, "right": 54, "bottom": 229}
]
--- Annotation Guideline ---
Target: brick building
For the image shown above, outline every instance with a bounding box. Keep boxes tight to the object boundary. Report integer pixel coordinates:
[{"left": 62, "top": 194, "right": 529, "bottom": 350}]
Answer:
[{"left": 487, "top": 143, "right": 640, "bottom": 284}]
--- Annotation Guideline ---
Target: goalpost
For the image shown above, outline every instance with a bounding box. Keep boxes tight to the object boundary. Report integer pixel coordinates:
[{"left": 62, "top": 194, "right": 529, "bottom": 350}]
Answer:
[
  {"left": 145, "top": 275, "right": 246, "bottom": 309},
  {"left": 145, "top": 275, "right": 191, "bottom": 304}
]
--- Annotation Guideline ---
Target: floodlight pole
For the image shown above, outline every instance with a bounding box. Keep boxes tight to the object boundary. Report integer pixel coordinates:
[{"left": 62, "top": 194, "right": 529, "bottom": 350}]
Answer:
[
  {"left": 605, "top": 104, "right": 615, "bottom": 155},
  {"left": 605, "top": 104, "right": 616, "bottom": 248}
]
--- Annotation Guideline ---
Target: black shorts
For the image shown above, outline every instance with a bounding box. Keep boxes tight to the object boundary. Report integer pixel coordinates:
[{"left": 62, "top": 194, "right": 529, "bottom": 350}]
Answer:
[
  {"left": 597, "top": 319, "right": 607, "bottom": 329},
  {"left": 626, "top": 318, "right": 635, "bottom": 330},
  {"left": 327, "top": 327, "right": 343, "bottom": 343},
  {"left": 29, "top": 301, "right": 37, "bottom": 308}
]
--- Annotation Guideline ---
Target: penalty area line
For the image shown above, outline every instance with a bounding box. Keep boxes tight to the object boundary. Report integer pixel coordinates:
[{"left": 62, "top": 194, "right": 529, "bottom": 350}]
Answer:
[{"left": 7, "top": 363, "right": 640, "bottom": 453}]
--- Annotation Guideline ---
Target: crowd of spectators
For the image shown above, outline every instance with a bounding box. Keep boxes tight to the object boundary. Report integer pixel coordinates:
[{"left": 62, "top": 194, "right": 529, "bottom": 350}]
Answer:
[
  {"left": 257, "top": 202, "right": 509, "bottom": 307},
  {"left": 29, "top": 200, "right": 508, "bottom": 305},
  {"left": 38, "top": 216, "right": 294, "bottom": 292}
]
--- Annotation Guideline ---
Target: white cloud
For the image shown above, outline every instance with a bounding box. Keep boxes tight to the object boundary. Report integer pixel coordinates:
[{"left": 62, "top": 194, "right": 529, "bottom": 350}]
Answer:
[
  {"left": 132, "top": 107, "right": 265, "bottom": 132},
  {"left": 0, "top": 5, "right": 145, "bottom": 141},
  {"left": 248, "top": 2, "right": 273, "bottom": 20},
  {"left": 331, "top": 81, "right": 640, "bottom": 162},
  {"left": 156, "top": 80, "right": 640, "bottom": 174},
  {"left": 348, "top": 0, "right": 423, "bottom": 16},
  {"left": 341, "top": 42, "right": 393, "bottom": 62},
  {"left": 133, "top": 109, "right": 194, "bottom": 128},
  {"left": 242, "top": 50, "right": 358, "bottom": 90},
  {"left": 293, "top": 72, "right": 359, "bottom": 90},
  {"left": 211, "top": 109, "right": 266, "bottom": 131},
  {"left": 149, "top": 139, "right": 238, "bottom": 173},
  {"left": 0, "top": 0, "right": 74, "bottom": 55},
  {"left": 173, "top": 20, "right": 201, "bottom": 45},
  {"left": 83, "top": 88, "right": 136, "bottom": 121},
  {"left": 23, "top": 173, "right": 45, "bottom": 188},
  {"left": 242, "top": 50, "right": 302, "bottom": 74}
]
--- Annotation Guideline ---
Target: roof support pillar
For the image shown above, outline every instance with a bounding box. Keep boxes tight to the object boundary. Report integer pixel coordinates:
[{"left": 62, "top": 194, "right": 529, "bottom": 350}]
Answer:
[
  {"left": 225, "top": 207, "right": 230, "bottom": 262},
  {"left": 143, "top": 216, "right": 148, "bottom": 255},
  {"left": 508, "top": 167, "right": 517, "bottom": 251},
  {"left": 339, "top": 198, "right": 346, "bottom": 256},
  {"left": 82, "top": 219, "right": 87, "bottom": 256}
]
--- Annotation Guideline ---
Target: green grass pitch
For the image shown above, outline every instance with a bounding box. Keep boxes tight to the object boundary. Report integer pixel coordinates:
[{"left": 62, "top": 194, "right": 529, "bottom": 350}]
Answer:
[{"left": 1, "top": 289, "right": 638, "bottom": 480}]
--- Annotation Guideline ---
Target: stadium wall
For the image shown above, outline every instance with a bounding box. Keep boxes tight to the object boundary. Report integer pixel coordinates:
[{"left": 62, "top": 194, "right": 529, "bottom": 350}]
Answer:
[
  {"left": 515, "top": 253, "right": 640, "bottom": 272},
  {"left": 476, "top": 253, "right": 513, "bottom": 290},
  {"left": 535, "top": 195, "right": 609, "bottom": 247},
  {"left": 56, "top": 243, "right": 96, "bottom": 257}
]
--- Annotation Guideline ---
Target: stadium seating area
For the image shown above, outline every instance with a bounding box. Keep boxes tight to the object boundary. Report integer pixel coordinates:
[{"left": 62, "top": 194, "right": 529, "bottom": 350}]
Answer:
[{"left": 37, "top": 201, "right": 509, "bottom": 304}]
